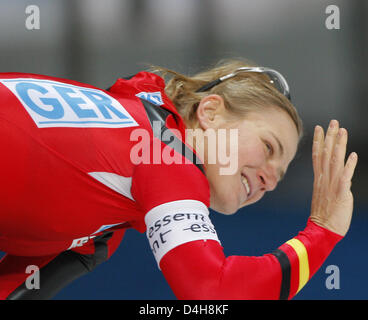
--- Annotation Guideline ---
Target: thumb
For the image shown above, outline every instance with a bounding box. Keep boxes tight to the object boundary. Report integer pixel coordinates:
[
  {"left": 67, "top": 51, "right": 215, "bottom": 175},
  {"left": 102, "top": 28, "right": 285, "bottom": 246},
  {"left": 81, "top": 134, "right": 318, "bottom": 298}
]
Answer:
[{"left": 336, "top": 152, "right": 357, "bottom": 202}]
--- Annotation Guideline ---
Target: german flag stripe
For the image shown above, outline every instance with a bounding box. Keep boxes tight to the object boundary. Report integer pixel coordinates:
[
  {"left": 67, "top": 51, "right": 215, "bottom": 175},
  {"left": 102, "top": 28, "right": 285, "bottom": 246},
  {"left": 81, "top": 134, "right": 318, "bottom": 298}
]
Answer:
[
  {"left": 271, "top": 249, "right": 291, "bottom": 300},
  {"left": 285, "top": 238, "right": 310, "bottom": 293},
  {"left": 273, "top": 237, "right": 311, "bottom": 299},
  {"left": 279, "top": 242, "right": 300, "bottom": 298}
]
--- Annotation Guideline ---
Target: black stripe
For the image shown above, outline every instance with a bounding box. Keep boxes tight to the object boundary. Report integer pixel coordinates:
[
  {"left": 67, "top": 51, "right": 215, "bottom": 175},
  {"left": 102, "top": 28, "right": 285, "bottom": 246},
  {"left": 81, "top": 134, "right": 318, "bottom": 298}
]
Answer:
[
  {"left": 195, "top": 78, "right": 222, "bottom": 92},
  {"left": 6, "top": 232, "right": 113, "bottom": 300},
  {"left": 121, "top": 74, "right": 136, "bottom": 80},
  {"left": 272, "top": 249, "right": 291, "bottom": 300},
  {"left": 88, "top": 231, "right": 113, "bottom": 268},
  {"left": 105, "top": 74, "right": 137, "bottom": 91},
  {"left": 140, "top": 98, "right": 205, "bottom": 175},
  {"left": 160, "top": 126, "right": 205, "bottom": 175}
]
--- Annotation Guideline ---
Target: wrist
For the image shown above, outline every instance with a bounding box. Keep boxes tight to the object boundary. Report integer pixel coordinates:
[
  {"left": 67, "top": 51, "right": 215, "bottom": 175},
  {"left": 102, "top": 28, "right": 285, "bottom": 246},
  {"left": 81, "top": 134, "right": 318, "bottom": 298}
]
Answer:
[
  {"left": 305, "top": 218, "right": 344, "bottom": 244},
  {"left": 273, "top": 218, "right": 343, "bottom": 299}
]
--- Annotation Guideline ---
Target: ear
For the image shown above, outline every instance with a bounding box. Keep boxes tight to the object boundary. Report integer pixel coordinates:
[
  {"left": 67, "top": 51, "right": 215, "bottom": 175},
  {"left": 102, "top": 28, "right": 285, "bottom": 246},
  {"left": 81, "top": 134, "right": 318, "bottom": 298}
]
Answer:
[{"left": 196, "top": 94, "right": 226, "bottom": 130}]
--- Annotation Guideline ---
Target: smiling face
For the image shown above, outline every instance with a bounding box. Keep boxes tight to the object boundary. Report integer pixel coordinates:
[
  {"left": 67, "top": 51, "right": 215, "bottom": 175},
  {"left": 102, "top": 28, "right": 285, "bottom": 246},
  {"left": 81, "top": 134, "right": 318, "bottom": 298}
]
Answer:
[{"left": 192, "top": 95, "right": 299, "bottom": 214}]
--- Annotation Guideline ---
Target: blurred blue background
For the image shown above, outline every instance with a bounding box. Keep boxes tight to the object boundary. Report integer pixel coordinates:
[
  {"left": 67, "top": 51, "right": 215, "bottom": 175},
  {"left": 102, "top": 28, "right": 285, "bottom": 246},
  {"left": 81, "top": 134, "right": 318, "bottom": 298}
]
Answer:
[{"left": 0, "top": 0, "right": 366, "bottom": 299}]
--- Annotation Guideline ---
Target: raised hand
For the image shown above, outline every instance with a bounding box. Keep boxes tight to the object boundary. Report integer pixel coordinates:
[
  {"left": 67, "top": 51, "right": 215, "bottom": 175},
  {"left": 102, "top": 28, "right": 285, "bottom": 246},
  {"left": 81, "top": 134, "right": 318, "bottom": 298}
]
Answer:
[{"left": 310, "top": 120, "right": 358, "bottom": 236}]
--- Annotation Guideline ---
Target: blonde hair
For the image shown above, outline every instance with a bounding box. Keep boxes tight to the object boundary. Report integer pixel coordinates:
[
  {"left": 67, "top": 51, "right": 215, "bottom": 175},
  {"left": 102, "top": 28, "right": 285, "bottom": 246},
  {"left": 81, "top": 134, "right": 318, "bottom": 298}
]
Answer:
[{"left": 150, "top": 58, "right": 303, "bottom": 140}]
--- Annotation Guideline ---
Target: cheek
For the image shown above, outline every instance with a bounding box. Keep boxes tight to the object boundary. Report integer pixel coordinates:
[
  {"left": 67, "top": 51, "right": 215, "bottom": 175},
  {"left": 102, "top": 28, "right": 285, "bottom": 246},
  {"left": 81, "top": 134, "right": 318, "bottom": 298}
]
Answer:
[
  {"left": 205, "top": 165, "right": 243, "bottom": 212},
  {"left": 238, "top": 141, "right": 265, "bottom": 167},
  {"left": 206, "top": 166, "right": 237, "bottom": 194}
]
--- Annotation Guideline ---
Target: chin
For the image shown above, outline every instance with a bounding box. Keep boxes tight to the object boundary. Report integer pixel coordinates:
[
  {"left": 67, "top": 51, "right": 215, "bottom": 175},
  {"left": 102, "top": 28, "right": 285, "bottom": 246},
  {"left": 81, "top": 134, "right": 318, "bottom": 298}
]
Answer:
[
  {"left": 210, "top": 200, "right": 239, "bottom": 215},
  {"left": 209, "top": 186, "right": 242, "bottom": 215},
  {"left": 218, "top": 209, "right": 238, "bottom": 215}
]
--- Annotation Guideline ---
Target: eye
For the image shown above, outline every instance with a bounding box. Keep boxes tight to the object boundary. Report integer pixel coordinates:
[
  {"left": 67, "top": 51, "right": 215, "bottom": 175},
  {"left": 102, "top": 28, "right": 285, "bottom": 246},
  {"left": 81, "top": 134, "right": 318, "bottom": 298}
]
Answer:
[{"left": 264, "top": 141, "right": 274, "bottom": 156}]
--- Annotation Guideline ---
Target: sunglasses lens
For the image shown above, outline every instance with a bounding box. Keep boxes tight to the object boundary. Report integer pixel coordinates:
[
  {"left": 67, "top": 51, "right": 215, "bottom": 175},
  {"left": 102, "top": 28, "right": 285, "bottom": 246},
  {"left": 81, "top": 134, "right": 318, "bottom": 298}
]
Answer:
[
  {"left": 265, "top": 72, "right": 287, "bottom": 96},
  {"left": 196, "top": 67, "right": 291, "bottom": 100}
]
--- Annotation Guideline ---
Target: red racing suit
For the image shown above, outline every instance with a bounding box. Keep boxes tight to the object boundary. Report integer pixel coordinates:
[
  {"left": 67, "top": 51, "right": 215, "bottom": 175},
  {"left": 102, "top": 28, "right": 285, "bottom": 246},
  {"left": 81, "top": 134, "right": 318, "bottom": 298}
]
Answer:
[{"left": 0, "top": 71, "right": 342, "bottom": 299}]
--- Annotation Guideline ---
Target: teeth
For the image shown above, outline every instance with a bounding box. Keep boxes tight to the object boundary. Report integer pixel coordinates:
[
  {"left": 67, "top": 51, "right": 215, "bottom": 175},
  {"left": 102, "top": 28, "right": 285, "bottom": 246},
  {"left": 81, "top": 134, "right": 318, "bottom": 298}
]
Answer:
[{"left": 241, "top": 175, "right": 250, "bottom": 196}]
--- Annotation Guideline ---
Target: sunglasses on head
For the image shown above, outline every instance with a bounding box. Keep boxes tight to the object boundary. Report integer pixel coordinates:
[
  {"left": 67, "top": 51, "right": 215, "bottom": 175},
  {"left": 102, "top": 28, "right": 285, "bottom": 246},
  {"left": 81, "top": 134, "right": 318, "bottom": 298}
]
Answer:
[{"left": 195, "top": 66, "right": 291, "bottom": 101}]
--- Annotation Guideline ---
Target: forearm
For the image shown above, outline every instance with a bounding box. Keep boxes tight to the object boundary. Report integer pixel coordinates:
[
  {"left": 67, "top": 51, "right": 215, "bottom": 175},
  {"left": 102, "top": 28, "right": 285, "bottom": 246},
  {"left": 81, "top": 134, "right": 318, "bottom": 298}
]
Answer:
[
  {"left": 271, "top": 219, "right": 342, "bottom": 299},
  {"left": 160, "top": 219, "right": 342, "bottom": 300},
  {"left": 160, "top": 240, "right": 281, "bottom": 299}
]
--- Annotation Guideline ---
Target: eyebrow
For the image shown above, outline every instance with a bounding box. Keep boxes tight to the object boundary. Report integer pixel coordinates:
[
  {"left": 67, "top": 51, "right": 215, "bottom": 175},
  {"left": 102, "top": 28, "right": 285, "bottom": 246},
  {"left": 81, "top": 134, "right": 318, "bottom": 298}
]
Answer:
[{"left": 268, "top": 131, "right": 285, "bottom": 181}]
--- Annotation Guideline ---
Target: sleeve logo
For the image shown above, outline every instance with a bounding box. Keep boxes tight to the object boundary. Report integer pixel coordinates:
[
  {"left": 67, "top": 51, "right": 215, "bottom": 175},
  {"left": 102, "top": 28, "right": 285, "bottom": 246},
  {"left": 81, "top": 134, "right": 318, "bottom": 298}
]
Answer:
[
  {"left": 144, "top": 200, "right": 221, "bottom": 268},
  {"left": 0, "top": 78, "right": 138, "bottom": 128},
  {"left": 136, "top": 91, "right": 164, "bottom": 106}
]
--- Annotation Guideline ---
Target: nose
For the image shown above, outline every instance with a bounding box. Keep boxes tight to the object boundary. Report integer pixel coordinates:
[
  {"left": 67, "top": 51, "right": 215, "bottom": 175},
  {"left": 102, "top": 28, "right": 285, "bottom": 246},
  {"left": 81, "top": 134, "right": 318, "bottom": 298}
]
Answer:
[{"left": 257, "top": 165, "right": 278, "bottom": 192}]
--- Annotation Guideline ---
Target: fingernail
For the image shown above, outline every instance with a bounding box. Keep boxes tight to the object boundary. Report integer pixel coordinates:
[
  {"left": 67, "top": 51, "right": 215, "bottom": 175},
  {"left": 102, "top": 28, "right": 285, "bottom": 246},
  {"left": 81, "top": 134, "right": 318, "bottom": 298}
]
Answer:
[{"left": 330, "top": 120, "right": 337, "bottom": 128}]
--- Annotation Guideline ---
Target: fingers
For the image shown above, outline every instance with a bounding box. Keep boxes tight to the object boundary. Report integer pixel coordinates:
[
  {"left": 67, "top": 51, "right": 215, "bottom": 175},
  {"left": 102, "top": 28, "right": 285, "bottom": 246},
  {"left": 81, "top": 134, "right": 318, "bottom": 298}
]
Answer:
[
  {"left": 311, "top": 125, "right": 325, "bottom": 213},
  {"left": 342, "top": 152, "right": 358, "bottom": 183},
  {"left": 321, "top": 120, "right": 340, "bottom": 181},
  {"left": 337, "top": 152, "right": 358, "bottom": 200},
  {"left": 330, "top": 127, "right": 348, "bottom": 183},
  {"left": 312, "top": 119, "right": 356, "bottom": 190},
  {"left": 312, "top": 125, "right": 324, "bottom": 178}
]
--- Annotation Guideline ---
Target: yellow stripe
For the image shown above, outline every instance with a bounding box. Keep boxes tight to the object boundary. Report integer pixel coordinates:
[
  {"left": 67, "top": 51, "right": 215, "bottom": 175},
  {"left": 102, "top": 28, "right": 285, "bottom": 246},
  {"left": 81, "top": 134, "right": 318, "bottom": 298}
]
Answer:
[{"left": 286, "top": 238, "right": 310, "bottom": 293}]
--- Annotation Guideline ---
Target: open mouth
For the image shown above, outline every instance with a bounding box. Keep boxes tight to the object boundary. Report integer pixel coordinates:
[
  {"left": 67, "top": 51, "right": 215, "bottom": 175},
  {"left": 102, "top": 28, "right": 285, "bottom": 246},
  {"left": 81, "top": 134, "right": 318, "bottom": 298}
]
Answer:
[{"left": 241, "top": 174, "right": 251, "bottom": 198}]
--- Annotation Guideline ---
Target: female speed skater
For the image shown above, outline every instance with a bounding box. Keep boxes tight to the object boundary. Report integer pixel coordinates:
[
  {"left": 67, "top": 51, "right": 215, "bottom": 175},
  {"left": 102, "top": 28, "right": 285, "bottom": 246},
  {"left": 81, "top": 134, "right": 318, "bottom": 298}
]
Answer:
[{"left": 0, "top": 59, "right": 357, "bottom": 299}]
